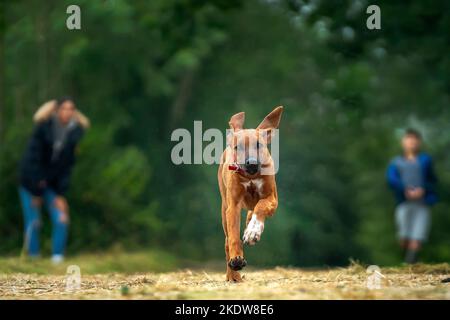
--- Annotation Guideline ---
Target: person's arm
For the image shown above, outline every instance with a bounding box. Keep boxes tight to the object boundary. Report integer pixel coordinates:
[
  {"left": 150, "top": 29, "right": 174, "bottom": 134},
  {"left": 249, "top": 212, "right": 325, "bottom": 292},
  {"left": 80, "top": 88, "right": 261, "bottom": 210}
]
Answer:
[
  {"left": 53, "top": 168, "right": 71, "bottom": 223},
  {"left": 386, "top": 161, "right": 404, "bottom": 194},
  {"left": 27, "top": 124, "right": 48, "bottom": 196},
  {"left": 423, "top": 156, "right": 438, "bottom": 204},
  {"left": 54, "top": 166, "right": 72, "bottom": 196},
  {"left": 53, "top": 127, "right": 84, "bottom": 196},
  {"left": 426, "top": 157, "right": 437, "bottom": 186}
]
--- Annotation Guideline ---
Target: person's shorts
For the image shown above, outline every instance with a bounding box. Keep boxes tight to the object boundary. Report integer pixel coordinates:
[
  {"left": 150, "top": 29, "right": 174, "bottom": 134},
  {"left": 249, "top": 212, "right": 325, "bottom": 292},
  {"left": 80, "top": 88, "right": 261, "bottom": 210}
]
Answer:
[{"left": 395, "top": 202, "right": 431, "bottom": 242}]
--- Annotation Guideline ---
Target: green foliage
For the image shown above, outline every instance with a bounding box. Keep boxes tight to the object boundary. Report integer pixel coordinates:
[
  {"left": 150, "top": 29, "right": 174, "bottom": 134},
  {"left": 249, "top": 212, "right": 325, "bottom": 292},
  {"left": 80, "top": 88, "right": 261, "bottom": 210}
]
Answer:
[
  {"left": 0, "top": 0, "right": 449, "bottom": 267},
  {"left": 0, "top": 250, "right": 178, "bottom": 274}
]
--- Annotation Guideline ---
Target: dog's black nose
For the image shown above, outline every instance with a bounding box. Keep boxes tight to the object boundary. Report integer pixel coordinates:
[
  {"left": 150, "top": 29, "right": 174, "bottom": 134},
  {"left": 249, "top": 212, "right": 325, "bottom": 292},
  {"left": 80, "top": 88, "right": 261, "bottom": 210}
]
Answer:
[{"left": 244, "top": 158, "right": 259, "bottom": 175}]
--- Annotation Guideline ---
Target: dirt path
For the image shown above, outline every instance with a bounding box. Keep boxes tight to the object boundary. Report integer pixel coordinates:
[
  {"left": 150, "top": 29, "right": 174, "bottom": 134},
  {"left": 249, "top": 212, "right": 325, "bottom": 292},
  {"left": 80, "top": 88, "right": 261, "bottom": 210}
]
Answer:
[{"left": 1, "top": 265, "right": 449, "bottom": 299}]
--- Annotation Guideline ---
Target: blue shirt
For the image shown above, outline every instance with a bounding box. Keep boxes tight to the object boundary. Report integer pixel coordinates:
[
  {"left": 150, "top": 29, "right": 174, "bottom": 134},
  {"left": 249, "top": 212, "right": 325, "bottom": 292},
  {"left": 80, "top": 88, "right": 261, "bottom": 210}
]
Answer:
[
  {"left": 386, "top": 153, "right": 438, "bottom": 205},
  {"left": 394, "top": 156, "right": 423, "bottom": 189}
]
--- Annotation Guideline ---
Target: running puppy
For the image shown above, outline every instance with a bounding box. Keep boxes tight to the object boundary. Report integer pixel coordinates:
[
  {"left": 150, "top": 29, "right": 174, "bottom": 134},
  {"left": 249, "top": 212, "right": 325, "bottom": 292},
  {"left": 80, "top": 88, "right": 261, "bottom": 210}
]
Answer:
[{"left": 218, "top": 106, "right": 283, "bottom": 282}]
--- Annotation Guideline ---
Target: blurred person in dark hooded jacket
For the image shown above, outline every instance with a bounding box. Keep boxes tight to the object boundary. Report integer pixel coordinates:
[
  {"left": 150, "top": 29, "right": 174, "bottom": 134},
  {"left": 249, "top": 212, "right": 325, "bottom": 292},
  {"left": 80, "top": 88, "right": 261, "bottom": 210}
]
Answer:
[{"left": 18, "top": 97, "right": 89, "bottom": 263}]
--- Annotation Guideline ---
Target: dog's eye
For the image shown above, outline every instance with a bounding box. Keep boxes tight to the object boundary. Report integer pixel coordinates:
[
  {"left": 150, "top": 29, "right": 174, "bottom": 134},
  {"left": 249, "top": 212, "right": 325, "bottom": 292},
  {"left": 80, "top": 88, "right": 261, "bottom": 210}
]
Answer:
[{"left": 234, "top": 145, "right": 238, "bottom": 150}]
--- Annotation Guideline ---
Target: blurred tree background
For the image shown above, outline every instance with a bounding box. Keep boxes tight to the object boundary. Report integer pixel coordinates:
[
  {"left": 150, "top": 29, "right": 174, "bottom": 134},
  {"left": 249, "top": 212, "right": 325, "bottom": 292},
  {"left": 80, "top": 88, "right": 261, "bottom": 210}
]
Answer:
[{"left": 0, "top": 0, "right": 449, "bottom": 267}]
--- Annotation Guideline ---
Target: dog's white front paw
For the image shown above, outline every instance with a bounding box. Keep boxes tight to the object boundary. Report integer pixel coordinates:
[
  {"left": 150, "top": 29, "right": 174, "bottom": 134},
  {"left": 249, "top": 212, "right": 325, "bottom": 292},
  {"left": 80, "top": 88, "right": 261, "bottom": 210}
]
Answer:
[{"left": 243, "top": 214, "right": 264, "bottom": 245}]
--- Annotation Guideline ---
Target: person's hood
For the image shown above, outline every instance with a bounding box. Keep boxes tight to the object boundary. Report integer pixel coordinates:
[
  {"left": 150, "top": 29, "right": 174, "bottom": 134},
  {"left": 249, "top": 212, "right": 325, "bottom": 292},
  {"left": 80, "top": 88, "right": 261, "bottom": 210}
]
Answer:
[{"left": 33, "top": 100, "right": 90, "bottom": 129}]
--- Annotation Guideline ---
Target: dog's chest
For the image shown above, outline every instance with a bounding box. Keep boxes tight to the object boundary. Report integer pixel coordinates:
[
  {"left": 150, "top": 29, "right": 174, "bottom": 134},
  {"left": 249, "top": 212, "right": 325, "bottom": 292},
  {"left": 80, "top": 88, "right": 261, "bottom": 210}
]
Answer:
[{"left": 241, "top": 179, "right": 264, "bottom": 198}]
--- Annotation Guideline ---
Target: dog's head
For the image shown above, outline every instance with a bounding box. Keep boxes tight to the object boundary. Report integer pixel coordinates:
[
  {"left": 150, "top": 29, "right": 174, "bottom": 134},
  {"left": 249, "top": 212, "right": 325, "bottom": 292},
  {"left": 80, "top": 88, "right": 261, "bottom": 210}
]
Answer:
[{"left": 228, "top": 106, "right": 283, "bottom": 176}]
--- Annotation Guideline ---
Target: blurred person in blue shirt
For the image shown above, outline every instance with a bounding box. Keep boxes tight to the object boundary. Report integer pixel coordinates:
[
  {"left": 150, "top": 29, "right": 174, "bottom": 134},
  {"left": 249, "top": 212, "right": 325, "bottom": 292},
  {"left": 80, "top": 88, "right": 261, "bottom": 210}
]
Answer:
[{"left": 386, "top": 128, "right": 438, "bottom": 264}]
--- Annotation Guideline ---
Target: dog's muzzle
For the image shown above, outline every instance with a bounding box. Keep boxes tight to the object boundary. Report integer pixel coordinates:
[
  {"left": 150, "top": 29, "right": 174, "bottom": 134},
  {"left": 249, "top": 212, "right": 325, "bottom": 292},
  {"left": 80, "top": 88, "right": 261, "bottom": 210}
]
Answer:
[{"left": 244, "top": 157, "right": 260, "bottom": 175}]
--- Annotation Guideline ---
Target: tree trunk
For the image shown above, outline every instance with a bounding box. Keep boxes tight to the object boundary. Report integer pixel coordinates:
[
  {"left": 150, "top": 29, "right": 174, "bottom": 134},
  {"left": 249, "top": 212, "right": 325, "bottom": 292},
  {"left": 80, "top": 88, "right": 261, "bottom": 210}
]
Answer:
[{"left": 169, "top": 69, "right": 196, "bottom": 130}]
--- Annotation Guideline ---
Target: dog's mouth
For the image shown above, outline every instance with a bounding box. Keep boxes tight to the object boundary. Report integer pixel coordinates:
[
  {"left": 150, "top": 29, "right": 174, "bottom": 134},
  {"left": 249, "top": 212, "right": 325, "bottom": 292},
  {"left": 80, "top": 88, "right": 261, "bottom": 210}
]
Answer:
[{"left": 244, "top": 163, "right": 259, "bottom": 175}]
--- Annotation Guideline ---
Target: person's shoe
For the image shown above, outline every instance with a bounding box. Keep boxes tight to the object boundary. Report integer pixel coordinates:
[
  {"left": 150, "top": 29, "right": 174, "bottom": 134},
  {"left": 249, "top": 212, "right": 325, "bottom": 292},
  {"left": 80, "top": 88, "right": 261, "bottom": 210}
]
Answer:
[
  {"left": 51, "top": 254, "right": 64, "bottom": 264},
  {"left": 404, "top": 249, "right": 418, "bottom": 264}
]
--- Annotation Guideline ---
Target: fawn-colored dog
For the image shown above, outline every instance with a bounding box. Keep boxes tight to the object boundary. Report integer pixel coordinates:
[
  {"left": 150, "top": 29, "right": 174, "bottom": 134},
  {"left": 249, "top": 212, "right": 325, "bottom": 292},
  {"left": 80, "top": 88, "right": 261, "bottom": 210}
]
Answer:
[{"left": 218, "top": 106, "right": 283, "bottom": 282}]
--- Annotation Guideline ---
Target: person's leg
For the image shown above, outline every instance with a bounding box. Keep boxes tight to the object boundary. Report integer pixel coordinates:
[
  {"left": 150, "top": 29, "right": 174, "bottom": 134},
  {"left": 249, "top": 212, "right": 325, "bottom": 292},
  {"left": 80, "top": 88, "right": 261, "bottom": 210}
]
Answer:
[
  {"left": 43, "top": 189, "right": 69, "bottom": 263},
  {"left": 399, "top": 239, "right": 409, "bottom": 251},
  {"left": 395, "top": 203, "right": 411, "bottom": 253},
  {"left": 405, "top": 240, "right": 420, "bottom": 264},
  {"left": 405, "top": 203, "right": 431, "bottom": 264},
  {"left": 18, "top": 187, "right": 42, "bottom": 257}
]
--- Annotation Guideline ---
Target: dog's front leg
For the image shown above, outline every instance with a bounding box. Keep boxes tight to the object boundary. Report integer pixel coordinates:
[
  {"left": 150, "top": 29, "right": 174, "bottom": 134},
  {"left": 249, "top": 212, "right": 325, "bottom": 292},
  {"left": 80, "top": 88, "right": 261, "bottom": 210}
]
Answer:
[
  {"left": 243, "top": 195, "right": 277, "bottom": 245},
  {"left": 226, "top": 200, "right": 247, "bottom": 273}
]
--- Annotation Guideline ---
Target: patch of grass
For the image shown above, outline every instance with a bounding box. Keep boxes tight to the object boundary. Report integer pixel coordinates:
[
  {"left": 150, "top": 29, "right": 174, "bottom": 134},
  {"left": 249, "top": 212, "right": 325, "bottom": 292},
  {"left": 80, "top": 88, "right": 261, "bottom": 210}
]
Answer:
[
  {"left": 1, "top": 253, "right": 449, "bottom": 299},
  {"left": 1, "top": 265, "right": 449, "bottom": 299},
  {"left": 385, "top": 263, "right": 450, "bottom": 275},
  {"left": 344, "top": 259, "right": 450, "bottom": 275},
  {"left": 345, "top": 259, "right": 368, "bottom": 274},
  {"left": 0, "top": 250, "right": 178, "bottom": 275}
]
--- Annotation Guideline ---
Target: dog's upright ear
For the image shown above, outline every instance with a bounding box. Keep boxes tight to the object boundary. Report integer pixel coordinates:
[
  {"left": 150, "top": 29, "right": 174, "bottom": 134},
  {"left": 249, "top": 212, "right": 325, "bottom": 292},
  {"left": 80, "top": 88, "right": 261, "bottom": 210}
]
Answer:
[
  {"left": 257, "top": 106, "right": 283, "bottom": 143},
  {"left": 229, "top": 112, "right": 245, "bottom": 131},
  {"left": 257, "top": 106, "right": 283, "bottom": 130},
  {"left": 227, "top": 112, "right": 245, "bottom": 148}
]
